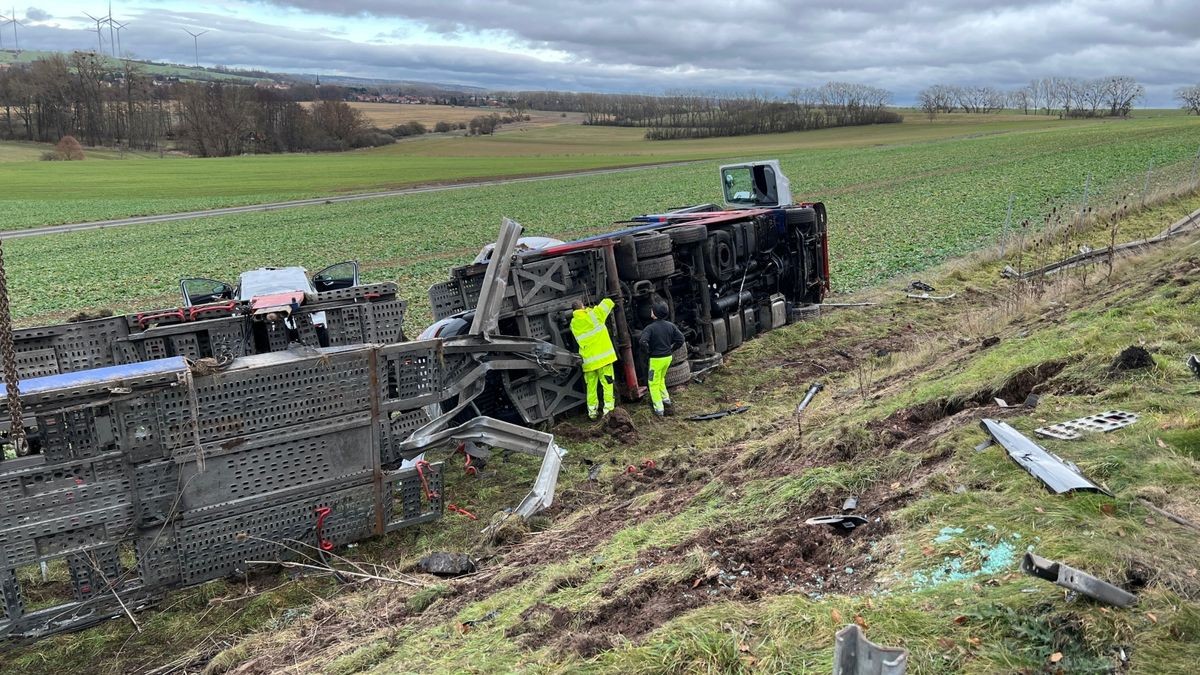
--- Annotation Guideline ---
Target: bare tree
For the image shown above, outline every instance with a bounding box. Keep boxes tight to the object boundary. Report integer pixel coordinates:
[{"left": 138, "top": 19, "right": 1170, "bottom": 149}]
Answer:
[
  {"left": 1179, "top": 85, "right": 1200, "bottom": 115},
  {"left": 1100, "top": 76, "right": 1144, "bottom": 117},
  {"left": 917, "top": 84, "right": 955, "bottom": 120},
  {"left": 1009, "top": 86, "right": 1033, "bottom": 114}
]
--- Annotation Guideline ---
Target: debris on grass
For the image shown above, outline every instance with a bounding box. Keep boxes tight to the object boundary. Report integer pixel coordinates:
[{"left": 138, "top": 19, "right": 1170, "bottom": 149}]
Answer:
[
  {"left": 1020, "top": 552, "right": 1137, "bottom": 607},
  {"left": 418, "top": 553, "right": 477, "bottom": 577}
]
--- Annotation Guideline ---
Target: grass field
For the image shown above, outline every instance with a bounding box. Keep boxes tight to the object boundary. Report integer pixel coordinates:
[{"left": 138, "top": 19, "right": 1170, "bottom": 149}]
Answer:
[
  {"left": 4, "top": 114, "right": 1188, "bottom": 230},
  {"left": 5, "top": 113, "right": 1200, "bottom": 326},
  {"left": 7, "top": 192, "right": 1199, "bottom": 675},
  {"left": 0, "top": 48, "right": 266, "bottom": 82},
  {"left": 337, "top": 102, "right": 586, "bottom": 127}
]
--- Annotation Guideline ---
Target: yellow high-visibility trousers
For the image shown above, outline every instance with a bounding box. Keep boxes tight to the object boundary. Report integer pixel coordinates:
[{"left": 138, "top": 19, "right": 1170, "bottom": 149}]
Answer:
[
  {"left": 648, "top": 355, "right": 672, "bottom": 413},
  {"left": 584, "top": 363, "right": 615, "bottom": 418}
]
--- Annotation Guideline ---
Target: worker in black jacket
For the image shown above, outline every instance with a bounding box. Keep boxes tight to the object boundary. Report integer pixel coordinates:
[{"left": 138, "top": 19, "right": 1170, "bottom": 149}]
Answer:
[{"left": 638, "top": 300, "right": 685, "bottom": 416}]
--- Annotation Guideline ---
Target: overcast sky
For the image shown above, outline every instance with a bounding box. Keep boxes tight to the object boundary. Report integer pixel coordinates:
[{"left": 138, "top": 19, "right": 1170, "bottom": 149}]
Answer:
[{"left": 7, "top": 1, "right": 1200, "bottom": 104}]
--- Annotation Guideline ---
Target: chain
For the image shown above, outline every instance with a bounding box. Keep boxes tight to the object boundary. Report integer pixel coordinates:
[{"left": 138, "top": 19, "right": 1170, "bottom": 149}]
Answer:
[{"left": 0, "top": 239, "right": 27, "bottom": 457}]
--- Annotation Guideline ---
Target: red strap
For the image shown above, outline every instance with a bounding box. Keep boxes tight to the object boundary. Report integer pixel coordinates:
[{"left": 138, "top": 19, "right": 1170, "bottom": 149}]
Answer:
[
  {"left": 314, "top": 506, "right": 334, "bottom": 551},
  {"left": 447, "top": 503, "right": 478, "bottom": 520},
  {"left": 416, "top": 460, "right": 440, "bottom": 500}
]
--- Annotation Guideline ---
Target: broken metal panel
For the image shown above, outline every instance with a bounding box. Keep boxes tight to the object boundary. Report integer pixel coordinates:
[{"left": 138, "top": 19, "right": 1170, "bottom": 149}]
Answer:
[
  {"left": 392, "top": 415, "right": 565, "bottom": 521},
  {"left": 470, "top": 218, "right": 523, "bottom": 337},
  {"left": 1020, "top": 552, "right": 1136, "bottom": 607},
  {"left": 979, "top": 419, "right": 1110, "bottom": 495},
  {"left": 1034, "top": 410, "right": 1138, "bottom": 441},
  {"left": 834, "top": 624, "right": 908, "bottom": 675}
]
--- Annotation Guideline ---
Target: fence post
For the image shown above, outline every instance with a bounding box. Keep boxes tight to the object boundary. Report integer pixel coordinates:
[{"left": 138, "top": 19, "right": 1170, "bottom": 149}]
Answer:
[
  {"left": 1191, "top": 146, "right": 1200, "bottom": 187},
  {"left": 1143, "top": 159, "right": 1154, "bottom": 205},
  {"left": 1001, "top": 193, "right": 1014, "bottom": 256}
]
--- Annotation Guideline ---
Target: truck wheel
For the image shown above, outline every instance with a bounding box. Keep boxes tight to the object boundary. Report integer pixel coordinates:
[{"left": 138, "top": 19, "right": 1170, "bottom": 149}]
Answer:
[
  {"left": 787, "top": 207, "right": 817, "bottom": 226},
  {"left": 667, "top": 224, "right": 707, "bottom": 246},
  {"left": 671, "top": 343, "right": 689, "bottom": 363},
  {"left": 666, "top": 358, "right": 692, "bottom": 387},
  {"left": 704, "top": 230, "right": 735, "bottom": 282},
  {"left": 636, "top": 255, "right": 675, "bottom": 279},
  {"left": 615, "top": 236, "right": 639, "bottom": 278},
  {"left": 633, "top": 231, "right": 672, "bottom": 259},
  {"left": 788, "top": 303, "right": 821, "bottom": 323}
]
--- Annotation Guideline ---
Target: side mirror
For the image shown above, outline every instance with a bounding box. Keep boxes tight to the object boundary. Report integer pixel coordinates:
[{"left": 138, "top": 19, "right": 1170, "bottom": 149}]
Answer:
[
  {"left": 312, "top": 261, "right": 359, "bottom": 293},
  {"left": 180, "top": 278, "right": 233, "bottom": 307}
]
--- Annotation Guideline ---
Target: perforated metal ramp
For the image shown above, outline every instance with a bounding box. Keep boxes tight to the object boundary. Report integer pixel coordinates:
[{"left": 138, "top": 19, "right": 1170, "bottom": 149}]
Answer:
[{"left": 1035, "top": 410, "right": 1138, "bottom": 440}]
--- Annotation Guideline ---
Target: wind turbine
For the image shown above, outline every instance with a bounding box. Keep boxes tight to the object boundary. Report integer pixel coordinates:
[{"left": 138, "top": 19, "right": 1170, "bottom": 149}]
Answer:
[
  {"left": 106, "top": 1, "right": 115, "bottom": 56},
  {"left": 114, "top": 20, "right": 128, "bottom": 57},
  {"left": 182, "top": 28, "right": 207, "bottom": 67},
  {"left": 8, "top": 8, "right": 18, "bottom": 52},
  {"left": 0, "top": 11, "right": 7, "bottom": 50},
  {"left": 83, "top": 10, "right": 108, "bottom": 54}
]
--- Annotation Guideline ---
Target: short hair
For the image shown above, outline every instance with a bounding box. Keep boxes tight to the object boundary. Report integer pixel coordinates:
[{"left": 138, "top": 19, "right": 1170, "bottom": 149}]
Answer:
[
  {"left": 571, "top": 299, "right": 584, "bottom": 310},
  {"left": 653, "top": 300, "right": 669, "bottom": 319}
]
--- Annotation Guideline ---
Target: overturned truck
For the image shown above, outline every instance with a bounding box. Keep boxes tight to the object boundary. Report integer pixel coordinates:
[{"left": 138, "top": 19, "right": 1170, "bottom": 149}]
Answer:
[
  {"left": 427, "top": 160, "right": 829, "bottom": 421},
  {"left": 0, "top": 160, "right": 828, "bottom": 641}
]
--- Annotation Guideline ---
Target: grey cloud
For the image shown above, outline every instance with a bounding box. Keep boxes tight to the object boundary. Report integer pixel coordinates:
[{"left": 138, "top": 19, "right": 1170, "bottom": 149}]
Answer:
[
  {"left": 11, "top": 3, "right": 1200, "bottom": 104},
  {"left": 24, "top": 7, "right": 51, "bottom": 22}
]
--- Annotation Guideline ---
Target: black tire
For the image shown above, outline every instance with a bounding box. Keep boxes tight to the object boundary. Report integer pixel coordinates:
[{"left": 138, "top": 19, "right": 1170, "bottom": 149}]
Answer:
[
  {"left": 786, "top": 207, "right": 817, "bottom": 226},
  {"left": 689, "top": 352, "right": 723, "bottom": 374},
  {"left": 666, "top": 358, "right": 692, "bottom": 387},
  {"left": 615, "top": 235, "right": 638, "bottom": 279},
  {"left": 667, "top": 224, "right": 708, "bottom": 246},
  {"left": 704, "top": 230, "right": 735, "bottom": 282},
  {"left": 636, "top": 255, "right": 675, "bottom": 279},
  {"left": 632, "top": 230, "right": 672, "bottom": 259},
  {"left": 788, "top": 303, "right": 821, "bottom": 323},
  {"left": 671, "top": 343, "right": 689, "bottom": 363}
]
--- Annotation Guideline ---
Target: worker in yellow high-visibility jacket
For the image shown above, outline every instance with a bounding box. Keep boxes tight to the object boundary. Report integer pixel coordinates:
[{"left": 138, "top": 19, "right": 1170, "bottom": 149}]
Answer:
[{"left": 570, "top": 298, "right": 617, "bottom": 419}]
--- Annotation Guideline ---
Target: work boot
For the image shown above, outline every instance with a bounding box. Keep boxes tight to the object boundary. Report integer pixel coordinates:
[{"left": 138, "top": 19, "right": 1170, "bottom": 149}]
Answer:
[
  {"left": 663, "top": 400, "right": 675, "bottom": 417},
  {"left": 653, "top": 408, "right": 665, "bottom": 417},
  {"left": 588, "top": 409, "right": 599, "bottom": 421}
]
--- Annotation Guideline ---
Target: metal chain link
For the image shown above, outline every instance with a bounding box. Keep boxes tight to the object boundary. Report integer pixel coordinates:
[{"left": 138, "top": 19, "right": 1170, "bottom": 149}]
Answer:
[{"left": 0, "top": 239, "right": 28, "bottom": 456}]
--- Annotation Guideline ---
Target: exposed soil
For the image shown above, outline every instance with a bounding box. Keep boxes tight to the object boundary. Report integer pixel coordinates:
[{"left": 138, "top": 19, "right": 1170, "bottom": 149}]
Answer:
[
  {"left": 1111, "top": 345, "right": 1155, "bottom": 372},
  {"left": 555, "top": 406, "right": 639, "bottom": 445}
]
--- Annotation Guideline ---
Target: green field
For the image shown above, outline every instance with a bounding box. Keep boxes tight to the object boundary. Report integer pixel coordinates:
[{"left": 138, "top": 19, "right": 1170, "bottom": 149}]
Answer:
[
  {"left": 6, "top": 113, "right": 1200, "bottom": 325},
  {"left": 0, "top": 48, "right": 266, "bottom": 83},
  {"left": 3, "top": 114, "right": 1186, "bottom": 231}
]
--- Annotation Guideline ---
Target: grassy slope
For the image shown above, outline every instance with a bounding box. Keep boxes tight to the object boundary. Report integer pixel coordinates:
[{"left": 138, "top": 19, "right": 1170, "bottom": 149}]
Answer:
[
  {"left": 7, "top": 115, "right": 1200, "bottom": 325},
  {"left": 8, "top": 184, "right": 1198, "bottom": 675},
  {"left": 0, "top": 114, "right": 1158, "bottom": 230},
  {"left": 0, "top": 49, "right": 265, "bottom": 82}
]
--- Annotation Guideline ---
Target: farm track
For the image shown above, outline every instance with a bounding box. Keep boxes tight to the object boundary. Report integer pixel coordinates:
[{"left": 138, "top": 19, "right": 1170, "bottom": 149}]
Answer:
[{"left": 3, "top": 160, "right": 700, "bottom": 240}]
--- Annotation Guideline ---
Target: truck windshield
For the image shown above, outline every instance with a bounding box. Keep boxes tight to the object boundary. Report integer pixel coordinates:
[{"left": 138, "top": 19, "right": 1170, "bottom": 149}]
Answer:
[{"left": 238, "top": 267, "right": 314, "bottom": 300}]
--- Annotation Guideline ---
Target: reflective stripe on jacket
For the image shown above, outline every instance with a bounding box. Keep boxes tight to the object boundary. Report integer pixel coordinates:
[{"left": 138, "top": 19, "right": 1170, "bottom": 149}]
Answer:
[{"left": 570, "top": 298, "right": 617, "bottom": 372}]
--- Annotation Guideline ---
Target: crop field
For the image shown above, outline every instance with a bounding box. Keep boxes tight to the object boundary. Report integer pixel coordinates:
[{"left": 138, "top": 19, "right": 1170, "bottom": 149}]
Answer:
[
  {"left": 337, "top": 102, "right": 587, "bottom": 127},
  {"left": 6, "top": 113, "right": 1200, "bottom": 327},
  {"left": 0, "top": 113, "right": 1155, "bottom": 231}
]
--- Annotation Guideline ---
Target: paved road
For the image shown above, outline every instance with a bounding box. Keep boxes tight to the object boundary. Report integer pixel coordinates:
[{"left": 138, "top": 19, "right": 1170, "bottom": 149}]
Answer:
[{"left": 4, "top": 161, "right": 700, "bottom": 240}]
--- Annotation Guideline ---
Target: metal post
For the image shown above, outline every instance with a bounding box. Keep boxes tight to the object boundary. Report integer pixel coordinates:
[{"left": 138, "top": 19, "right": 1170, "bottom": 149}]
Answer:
[
  {"left": 1190, "top": 146, "right": 1199, "bottom": 187},
  {"left": 601, "top": 242, "right": 641, "bottom": 399},
  {"left": 0, "top": 238, "right": 27, "bottom": 457},
  {"left": 1001, "top": 193, "right": 1014, "bottom": 256},
  {"left": 1081, "top": 172, "right": 1091, "bottom": 212}
]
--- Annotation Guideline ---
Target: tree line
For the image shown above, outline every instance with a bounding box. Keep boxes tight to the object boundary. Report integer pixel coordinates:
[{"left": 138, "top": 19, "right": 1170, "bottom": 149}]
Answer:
[
  {"left": 918, "top": 76, "right": 1145, "bottom": 120},
  {"left": 0, "top": 54, "right": 506, "bottom": 156},
  {"left": 505, "top": 83, "right": 899, "bottom": 140}
]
